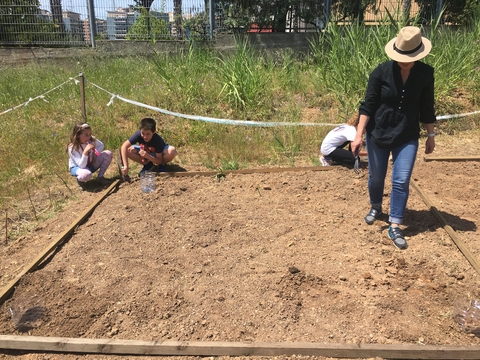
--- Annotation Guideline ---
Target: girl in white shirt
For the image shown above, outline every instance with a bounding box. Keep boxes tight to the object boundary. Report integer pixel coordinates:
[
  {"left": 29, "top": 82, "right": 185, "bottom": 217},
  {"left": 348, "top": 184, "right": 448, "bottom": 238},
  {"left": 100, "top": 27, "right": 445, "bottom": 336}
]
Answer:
[
  {"left": 67, "top": 123, "right": 112, "bottom": 186},
  {"left": 320, "top": 114, "right": 366, "bottom": 166}
]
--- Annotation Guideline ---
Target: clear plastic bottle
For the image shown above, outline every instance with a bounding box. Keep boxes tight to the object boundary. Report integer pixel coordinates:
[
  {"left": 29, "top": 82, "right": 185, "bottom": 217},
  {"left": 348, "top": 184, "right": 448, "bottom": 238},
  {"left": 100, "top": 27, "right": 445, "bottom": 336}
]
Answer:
[
  {"left": 453, "top": 299, "right": 480, "bottom": 336},
  {"left": 140, "top": 171, "right": 155, "bottom": 193}
]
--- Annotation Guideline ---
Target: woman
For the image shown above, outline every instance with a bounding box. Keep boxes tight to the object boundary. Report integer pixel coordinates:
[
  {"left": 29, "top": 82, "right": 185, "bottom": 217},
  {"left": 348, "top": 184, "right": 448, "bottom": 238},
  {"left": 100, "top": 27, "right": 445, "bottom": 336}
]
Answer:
[{"left": 351, "top": 26, "right": 436, "bottom": 250}]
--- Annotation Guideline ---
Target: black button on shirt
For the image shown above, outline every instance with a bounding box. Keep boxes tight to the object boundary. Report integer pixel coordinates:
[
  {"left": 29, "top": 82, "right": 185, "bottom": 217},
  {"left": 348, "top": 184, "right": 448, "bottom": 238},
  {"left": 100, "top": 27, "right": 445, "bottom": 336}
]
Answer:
[{"left": 359, "top": 60, "right": 436, "bottom": 149}]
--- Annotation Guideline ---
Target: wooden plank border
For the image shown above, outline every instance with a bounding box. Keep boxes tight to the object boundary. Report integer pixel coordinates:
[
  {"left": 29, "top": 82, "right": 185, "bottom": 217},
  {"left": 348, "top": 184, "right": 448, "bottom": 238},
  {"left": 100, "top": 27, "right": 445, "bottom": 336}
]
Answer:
[
  {"left": 1, "top": 335, "right": 480, "bottom": 358},
  {"left": 424, "top": 156, "right": 480, "bottom": 162},
  {"left": 156, "top": 165, "right": 333, "bottom": 178},
  {"left": 0, "top": 180, "right": 120, "bottom": 305},
  {"left": 411, "top": 180, "right": 480, "bottom": 274}
]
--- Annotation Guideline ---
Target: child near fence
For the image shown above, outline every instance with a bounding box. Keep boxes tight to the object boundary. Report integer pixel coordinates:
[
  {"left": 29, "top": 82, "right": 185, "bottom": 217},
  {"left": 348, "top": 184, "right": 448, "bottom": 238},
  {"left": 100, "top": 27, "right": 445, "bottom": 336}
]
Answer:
[
  {"left": 320, "top": 114, "right": 367, "bottom": 167},
  {"left": 67, "top": 122, "right": 112, "bottom": 186},
  {"left": 120, "top": 117, "right": 177, "bottom": 177}
]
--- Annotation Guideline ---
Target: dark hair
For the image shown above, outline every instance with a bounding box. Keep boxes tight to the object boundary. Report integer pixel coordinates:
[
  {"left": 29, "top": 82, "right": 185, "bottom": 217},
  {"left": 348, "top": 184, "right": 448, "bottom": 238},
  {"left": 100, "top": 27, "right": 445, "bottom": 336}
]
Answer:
[
  {"left": 139, "top": 117, "right": 156, "bottom": 132},
  {"left": 66, "top": 122, "right": 97, "bottom": 153}
]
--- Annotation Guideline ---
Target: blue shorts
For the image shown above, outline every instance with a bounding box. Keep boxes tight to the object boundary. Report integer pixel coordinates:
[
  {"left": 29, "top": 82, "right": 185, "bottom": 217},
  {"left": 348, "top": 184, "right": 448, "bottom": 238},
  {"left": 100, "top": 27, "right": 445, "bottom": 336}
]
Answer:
[{"left": 70, "top": 165, "right": 95, "bottom": 176}]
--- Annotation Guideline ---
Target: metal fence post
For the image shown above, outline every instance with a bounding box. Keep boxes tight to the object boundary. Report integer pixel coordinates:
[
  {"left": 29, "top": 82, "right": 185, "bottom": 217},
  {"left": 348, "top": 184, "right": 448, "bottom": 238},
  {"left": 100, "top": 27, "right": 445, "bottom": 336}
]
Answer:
[
  {"left": 323, "top": 0, "right": 331, "bottom": 28},
  {"left": 436, "top": 0, "right": 444, "bottom": 23},
  {"left": 79, "top": 73, "right": 87, "bottom": 122},
  {"left": 208, "top": 0, "right": 214, "bottom": 40},
  {"left": 87, "top": 0, "right": 96, "bottom": 48}
]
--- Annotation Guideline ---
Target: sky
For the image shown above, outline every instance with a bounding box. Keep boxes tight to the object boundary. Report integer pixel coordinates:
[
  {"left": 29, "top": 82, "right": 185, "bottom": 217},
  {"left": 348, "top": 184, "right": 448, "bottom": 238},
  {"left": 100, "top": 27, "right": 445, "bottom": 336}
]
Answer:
[{"left": 38, "top": 0, "right": 206, "bottom": 20}]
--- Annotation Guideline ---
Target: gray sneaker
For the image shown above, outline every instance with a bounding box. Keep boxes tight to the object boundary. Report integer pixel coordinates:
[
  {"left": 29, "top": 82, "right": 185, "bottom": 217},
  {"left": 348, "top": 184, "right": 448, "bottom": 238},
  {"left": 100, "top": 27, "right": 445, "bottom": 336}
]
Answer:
[
  {"left": 320, "top": 156, "right": 332, "bottom": 167},
  {"left": 388, "top": 226, "right": 408, "bottom": 250},
  {"left": 365, "top": 207, "right": 382, "bottom": 225}
]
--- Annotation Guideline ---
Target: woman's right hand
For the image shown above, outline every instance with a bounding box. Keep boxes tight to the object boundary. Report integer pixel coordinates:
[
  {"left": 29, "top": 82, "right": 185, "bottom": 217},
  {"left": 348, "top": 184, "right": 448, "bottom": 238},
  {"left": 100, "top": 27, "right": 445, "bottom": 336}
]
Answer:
[
  {"left": 350, "top": 138, "right": 363, "bottom": 156},
  {"left": 352, "top": 114, "right": 369, "bottom": 156}
]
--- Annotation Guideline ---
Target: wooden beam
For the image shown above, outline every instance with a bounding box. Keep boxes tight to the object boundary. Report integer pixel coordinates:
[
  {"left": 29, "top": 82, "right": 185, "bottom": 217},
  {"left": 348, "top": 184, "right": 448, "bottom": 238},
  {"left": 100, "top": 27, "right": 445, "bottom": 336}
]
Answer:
[
  {"left": 158, "top": 166, "right": 334, "bottom": 178},
  {"left": 411, "top": 180, "right": 480, "bottom": 274},
  {"left": 424, "top": 156, "right": 480, "bottom": 162},
  {"left": 115, "top": 149, "right": 125, "bottom": 182},
  {"left": 0, "top": 180, "right": 119, "bottom": 305},
  {"left": 1, "top": 335, "right": 480, "bottom": 358}
]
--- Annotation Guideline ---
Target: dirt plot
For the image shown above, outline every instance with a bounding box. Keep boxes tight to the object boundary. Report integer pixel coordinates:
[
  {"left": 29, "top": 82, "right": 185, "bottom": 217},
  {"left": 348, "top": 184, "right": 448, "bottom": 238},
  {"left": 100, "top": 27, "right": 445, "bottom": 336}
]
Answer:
[{"left": 1, "top": 133, "right": 480, "bottom": 360}]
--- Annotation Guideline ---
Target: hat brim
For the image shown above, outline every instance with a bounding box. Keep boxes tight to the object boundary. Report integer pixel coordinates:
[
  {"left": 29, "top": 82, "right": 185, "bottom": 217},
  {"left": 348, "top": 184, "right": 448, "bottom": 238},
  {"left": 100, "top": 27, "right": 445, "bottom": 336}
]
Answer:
[{"left": 385, "top": 36, "right": 432, "bottom": 62}]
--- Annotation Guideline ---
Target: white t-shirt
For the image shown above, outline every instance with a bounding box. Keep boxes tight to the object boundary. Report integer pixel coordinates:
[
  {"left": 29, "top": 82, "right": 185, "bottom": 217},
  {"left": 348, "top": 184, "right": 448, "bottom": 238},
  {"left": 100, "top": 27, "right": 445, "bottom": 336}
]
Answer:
[
  {"left": 320, "top": 124, "right": 357, "bottom": 156},
  {"left": 68, "top": 138, "right": 104, "bottom": 170}
]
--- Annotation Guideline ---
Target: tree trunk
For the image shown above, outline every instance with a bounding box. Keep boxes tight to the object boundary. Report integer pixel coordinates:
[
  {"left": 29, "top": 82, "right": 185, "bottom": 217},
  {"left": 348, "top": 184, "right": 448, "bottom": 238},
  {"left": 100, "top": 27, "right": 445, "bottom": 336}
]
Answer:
[
  {"left": 352, "top": 1, "right": 364, "bottom": 23},
  {"left": 49, "top": 0, "right": 65, "bottom": 33},
  {"left": 174, "top": 0, "right": 183, "bottom": 38},
  {"left": 141, "top": 0, "right": 154, "bottom": 38},
  {"left": 403, "top": 0, "right": 411, "bottom": 19}
]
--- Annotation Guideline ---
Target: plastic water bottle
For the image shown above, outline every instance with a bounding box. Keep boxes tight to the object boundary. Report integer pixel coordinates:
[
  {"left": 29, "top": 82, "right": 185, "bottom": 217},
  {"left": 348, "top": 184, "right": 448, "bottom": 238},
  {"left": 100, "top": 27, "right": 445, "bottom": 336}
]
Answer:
[
  {"left": 454, "top": 299, "right": 480, "bottom": 336},
  {"left": 140, "top": 171, "right": 155, "bottom": 193},
  {"left": 88, "top": 141, "right": 100, "bottom": 156}
]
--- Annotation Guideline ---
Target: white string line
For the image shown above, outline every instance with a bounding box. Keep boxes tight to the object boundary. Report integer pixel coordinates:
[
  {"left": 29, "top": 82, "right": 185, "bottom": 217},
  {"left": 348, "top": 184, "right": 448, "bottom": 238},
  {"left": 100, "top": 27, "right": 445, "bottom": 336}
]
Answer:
[
  {"left": 0, "top": 76, "right": 80, "bottom": 116},
  {"left": 87, "top": 80, "right": 340, "bottom": 127},
  {"left": 436, "top": 110, "right": 480, "bottom": 120},
  {"left": 88, "top": 80, "right": 480, "bottom": 126},
  {"left": 2, "top": 75, "right": 480, "bottom": 125}
]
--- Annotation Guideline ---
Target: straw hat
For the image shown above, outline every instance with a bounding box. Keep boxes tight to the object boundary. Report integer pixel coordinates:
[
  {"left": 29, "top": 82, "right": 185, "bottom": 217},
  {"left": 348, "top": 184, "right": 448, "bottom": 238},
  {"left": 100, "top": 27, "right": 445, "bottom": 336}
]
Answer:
[{"left": 385, "top": 26, "right": 432, "bottom": 62}]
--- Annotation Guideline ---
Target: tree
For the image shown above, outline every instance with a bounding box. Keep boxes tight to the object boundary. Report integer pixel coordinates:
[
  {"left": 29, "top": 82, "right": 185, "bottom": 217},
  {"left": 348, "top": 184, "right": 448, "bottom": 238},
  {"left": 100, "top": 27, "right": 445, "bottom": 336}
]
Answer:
[
  {"left": 415, "top": 0, "right": 479, "bottom": 25},
  {"left": 217, "top": 0, "right": 379, "bottom": 33},
  {"left": 216, "top": 0, "right": 251, "bottom": 31},
  {"left": 183, "top": 11, "right": 209, "bottom": 40},
  {"left": 330, "top": 0, "right": 377, "bottom": 23},
  {"left": 127, "top": 8, "right": 169, "bottom": 40},
  {"left": 291, "top": 0, "right": 326, "bottom": 29},
  {"left": 0, "top": 0, "right": 66, "bottom": 44},
  {"left": 174, "top": 0, "right": 183, "bottom": 38},
  {"left": 133, "top": 0, "right": 155, "bottom": 37},
  {"left": 432, "top": 0, "right": 480, "bottom": 25},
  {"left": 217, "top": 0, "right": 313, "bottom": 32},
  {"left": 49, "top": 0, "right": 65, "bottom": 32}
]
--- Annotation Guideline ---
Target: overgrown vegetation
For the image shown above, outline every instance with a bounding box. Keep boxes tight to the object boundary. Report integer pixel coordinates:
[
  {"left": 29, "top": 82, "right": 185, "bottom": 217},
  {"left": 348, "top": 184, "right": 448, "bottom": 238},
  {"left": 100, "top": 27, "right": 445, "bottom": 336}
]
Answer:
[{"left": 1, "top": 21, "right": 480, "bottom": 241}]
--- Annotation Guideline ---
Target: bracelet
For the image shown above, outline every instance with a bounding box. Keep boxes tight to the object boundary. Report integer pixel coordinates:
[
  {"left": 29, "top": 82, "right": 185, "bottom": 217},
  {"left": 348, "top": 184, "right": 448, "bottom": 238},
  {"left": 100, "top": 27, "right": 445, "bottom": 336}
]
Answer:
[{"left": 427, "top": 132, "right": 436, "bottom": 137}]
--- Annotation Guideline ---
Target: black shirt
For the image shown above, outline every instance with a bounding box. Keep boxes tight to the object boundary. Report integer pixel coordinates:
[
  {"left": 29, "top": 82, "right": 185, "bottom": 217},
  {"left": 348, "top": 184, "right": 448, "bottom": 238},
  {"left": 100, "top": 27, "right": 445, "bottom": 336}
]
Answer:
[
  {"left": 359, "top": 60, "right": 436, "bottom": 149},
  {"left": 128, "top": 131, "right": 167, "bottom": 153}
]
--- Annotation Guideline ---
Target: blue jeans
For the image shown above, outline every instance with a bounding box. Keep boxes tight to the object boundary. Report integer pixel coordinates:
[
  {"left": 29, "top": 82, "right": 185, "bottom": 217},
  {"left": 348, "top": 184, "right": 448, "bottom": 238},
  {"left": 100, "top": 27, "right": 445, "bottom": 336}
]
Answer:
[{"left": 366, "top": 134, "right": 419, "bottom": 224}]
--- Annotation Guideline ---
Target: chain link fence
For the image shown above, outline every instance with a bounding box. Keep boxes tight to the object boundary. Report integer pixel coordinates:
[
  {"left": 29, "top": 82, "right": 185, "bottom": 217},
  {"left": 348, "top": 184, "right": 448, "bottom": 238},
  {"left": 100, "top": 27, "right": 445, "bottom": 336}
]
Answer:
[
  {"left": 0, "top": 0, "right": 212, "bottom": 46},
  {"left": 0, "top": 0, "right": 444, "bottom": 47}
]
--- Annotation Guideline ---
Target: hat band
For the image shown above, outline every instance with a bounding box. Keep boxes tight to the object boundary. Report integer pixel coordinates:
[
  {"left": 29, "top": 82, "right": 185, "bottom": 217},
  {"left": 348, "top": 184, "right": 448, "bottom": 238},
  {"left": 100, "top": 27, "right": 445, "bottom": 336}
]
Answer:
[{"left": 393, "top": 41, "right": 423, "bottom": 55}]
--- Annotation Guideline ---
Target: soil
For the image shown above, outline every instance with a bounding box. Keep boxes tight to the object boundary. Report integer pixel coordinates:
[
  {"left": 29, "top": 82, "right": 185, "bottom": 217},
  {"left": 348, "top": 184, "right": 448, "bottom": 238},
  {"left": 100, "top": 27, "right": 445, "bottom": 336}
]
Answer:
[{"left": 1, "top": 131, "right": 480, "bottom": 360}]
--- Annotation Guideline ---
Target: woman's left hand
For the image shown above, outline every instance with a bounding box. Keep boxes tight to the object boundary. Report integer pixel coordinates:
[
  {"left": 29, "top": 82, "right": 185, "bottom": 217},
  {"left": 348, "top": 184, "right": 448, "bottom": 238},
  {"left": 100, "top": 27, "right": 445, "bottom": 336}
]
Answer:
[{"left": 425, "top": 137, "right": 435, "bottom": 154}]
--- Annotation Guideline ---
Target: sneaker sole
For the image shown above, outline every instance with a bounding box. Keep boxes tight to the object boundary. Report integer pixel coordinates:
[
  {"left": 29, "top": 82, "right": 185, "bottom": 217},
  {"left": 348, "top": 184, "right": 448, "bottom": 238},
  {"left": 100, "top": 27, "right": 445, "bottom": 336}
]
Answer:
[
  {"left": 390, "top": 240, "right": 408, "bottom": 250},
  {"left": 388, "top": 232, "right": 408, "bottom": 250},
  {"left": 365, "top": 212, "right": 382, "bottom": 225}
]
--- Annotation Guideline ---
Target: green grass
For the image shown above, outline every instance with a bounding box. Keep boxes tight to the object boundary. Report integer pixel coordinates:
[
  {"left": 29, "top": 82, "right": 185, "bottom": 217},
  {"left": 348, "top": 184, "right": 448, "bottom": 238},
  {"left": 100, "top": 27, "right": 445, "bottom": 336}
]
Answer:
[{"left": 1, "top": 21, "right": 480, "bottom": 230}]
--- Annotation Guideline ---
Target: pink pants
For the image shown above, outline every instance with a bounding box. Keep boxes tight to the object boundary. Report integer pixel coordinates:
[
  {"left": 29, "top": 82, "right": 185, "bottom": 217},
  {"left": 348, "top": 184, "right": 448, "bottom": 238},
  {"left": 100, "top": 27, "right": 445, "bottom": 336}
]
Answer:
[{"left": 74, "top": 150, "right": 112, "bottom": 182}]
